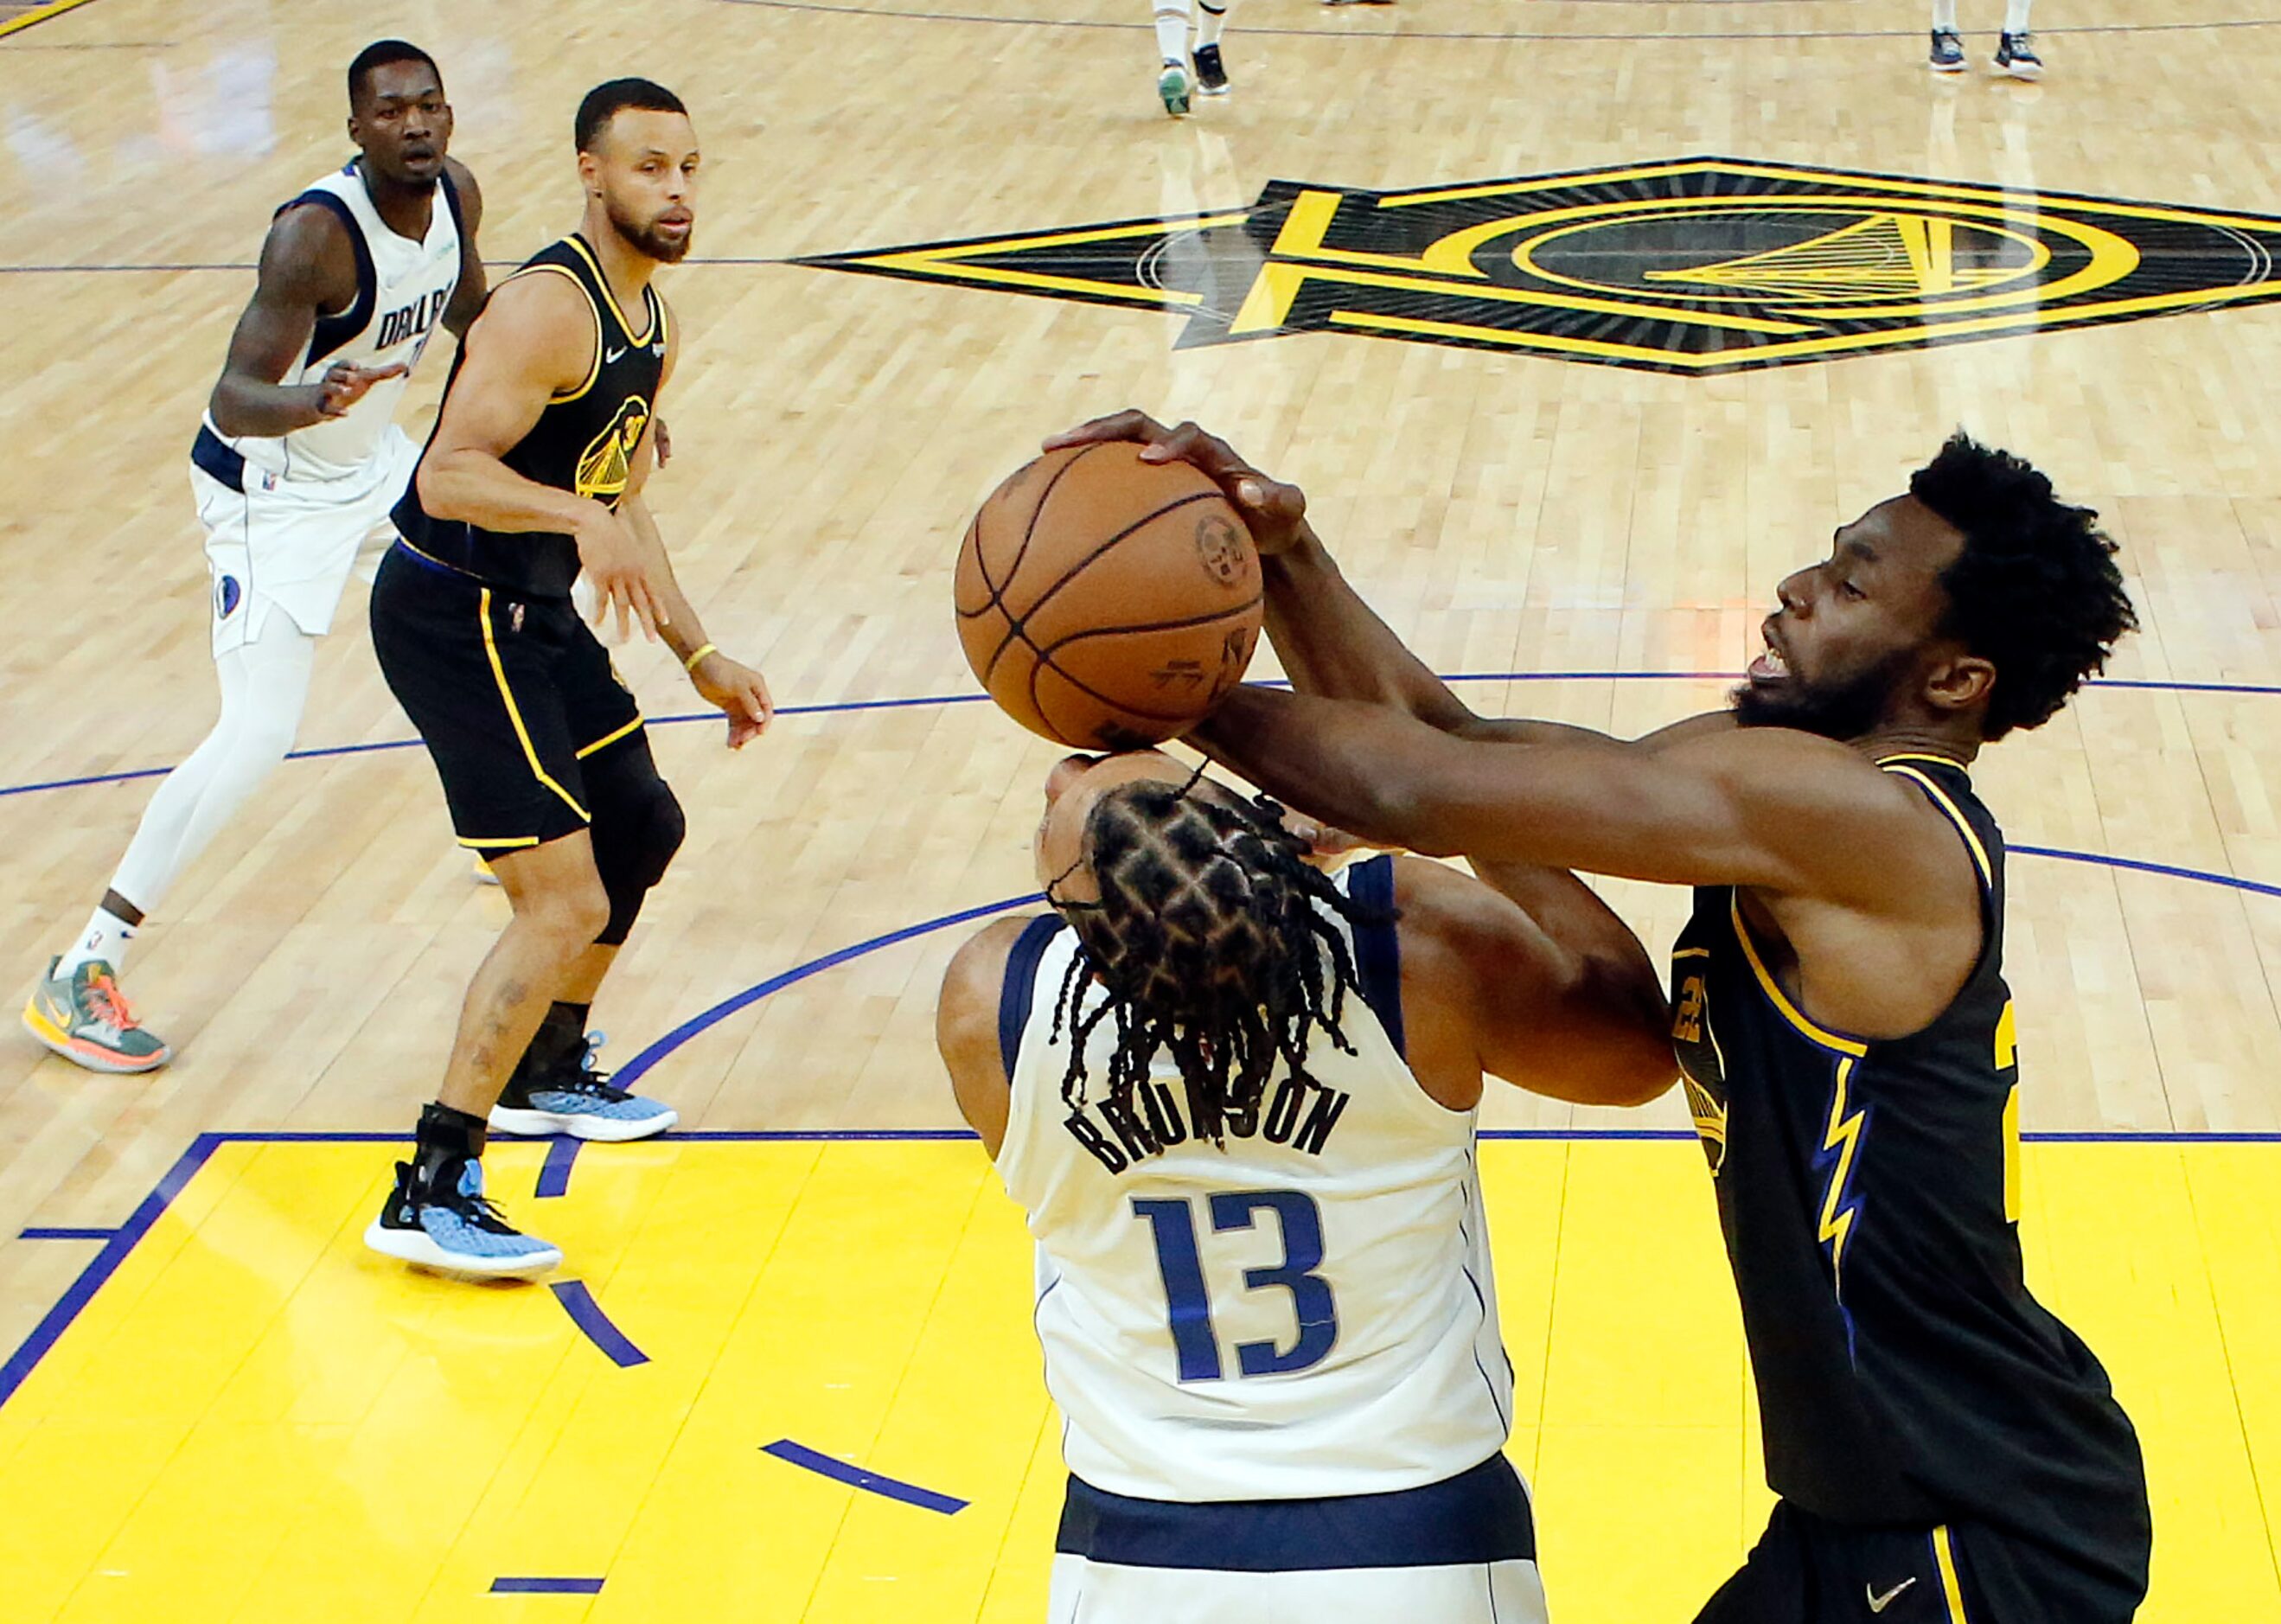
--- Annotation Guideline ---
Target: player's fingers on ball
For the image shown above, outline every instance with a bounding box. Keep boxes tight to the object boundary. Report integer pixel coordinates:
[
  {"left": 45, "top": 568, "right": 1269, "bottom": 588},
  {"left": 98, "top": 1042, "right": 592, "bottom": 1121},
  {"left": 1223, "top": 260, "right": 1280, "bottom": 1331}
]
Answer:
[{"left": 1048, "top": 408, "right": 1159, "bottom": 451}]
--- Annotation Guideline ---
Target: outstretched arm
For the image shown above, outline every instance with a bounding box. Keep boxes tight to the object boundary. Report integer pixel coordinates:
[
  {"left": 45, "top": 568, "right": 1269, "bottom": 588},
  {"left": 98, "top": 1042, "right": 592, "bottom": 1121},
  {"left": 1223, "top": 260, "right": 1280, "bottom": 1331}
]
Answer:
[{"left": 1195, "top": 684, "right": 1933, "bottom": 898}]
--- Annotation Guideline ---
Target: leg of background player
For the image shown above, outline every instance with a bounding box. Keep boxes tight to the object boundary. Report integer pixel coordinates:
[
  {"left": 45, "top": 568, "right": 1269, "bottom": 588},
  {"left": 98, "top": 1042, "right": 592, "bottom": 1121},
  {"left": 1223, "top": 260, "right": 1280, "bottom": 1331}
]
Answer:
[
  {"left": 23, "top": 604, "right": 314, "bottom": 1073},
  {"left": 1997, "top": 0, "right": 2041, "bottom": 78},
  {"left": 1154, "top": 0, "right": 1194, "bottom": 115},
  {"left": 1193, "top": 0, "right": 1231, "bottom": 95},
  {"left": 1928, "top": 0, "right": 1966, "bottom": 70}
]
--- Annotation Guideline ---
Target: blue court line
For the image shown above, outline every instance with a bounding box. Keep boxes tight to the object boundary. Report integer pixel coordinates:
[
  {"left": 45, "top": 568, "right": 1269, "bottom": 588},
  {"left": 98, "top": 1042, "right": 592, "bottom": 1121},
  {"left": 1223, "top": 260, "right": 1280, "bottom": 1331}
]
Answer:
[
  {"left": 5, "top": 669, "right": 2273, "bottom": 803},
  {"left": 488, "top": 1577, "right": 605, "bottom": 1595},
  {"left": 0, "top": 1133, "right": 220, "bottom": 1408},
  {"left": 2011, "top": 844, "right": 2281, "bottom": 902},
  {"left": 608, "top": 893, "right": 1044, "bottom": 1092},
  {"left": 16, "top": 1226, "right": 118, "bottom": 1241},
  {"left": 761, "top": 1439, "right": 969, "bottom": 1514},
  {"left": 549, "top": 1281, "right": 649, "bottom": 1368},
  {"left": 533, "top": 1137, "right": 581, "bottom": 1199}
]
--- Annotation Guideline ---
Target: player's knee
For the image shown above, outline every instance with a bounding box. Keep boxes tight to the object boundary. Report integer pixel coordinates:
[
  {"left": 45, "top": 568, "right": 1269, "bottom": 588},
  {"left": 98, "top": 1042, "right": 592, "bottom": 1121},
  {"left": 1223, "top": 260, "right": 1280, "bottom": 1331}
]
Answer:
[
  {"left": 593, "top": 781, "right": 685, "bottom": 946},
  {"left": 547, "top": 877, "right": 613, "bottom": 949}
]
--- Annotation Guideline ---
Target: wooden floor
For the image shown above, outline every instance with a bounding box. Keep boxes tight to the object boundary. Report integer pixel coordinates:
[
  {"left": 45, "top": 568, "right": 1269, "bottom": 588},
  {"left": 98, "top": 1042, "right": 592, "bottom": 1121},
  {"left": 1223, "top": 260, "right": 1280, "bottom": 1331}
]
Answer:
[{"left": 0, "top": 0, "right": 2278, "bottom": 1617}]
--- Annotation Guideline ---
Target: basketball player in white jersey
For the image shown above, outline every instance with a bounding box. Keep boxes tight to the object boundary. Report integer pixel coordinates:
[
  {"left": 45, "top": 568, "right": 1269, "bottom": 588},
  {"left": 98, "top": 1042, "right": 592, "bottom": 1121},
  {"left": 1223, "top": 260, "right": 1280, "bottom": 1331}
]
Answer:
[
  {"left": 22, "top": 41, "right": 484, "bottom": 1072},
  {"left": 936, "top": 751, "right": 1675, "bottom": 1621}
]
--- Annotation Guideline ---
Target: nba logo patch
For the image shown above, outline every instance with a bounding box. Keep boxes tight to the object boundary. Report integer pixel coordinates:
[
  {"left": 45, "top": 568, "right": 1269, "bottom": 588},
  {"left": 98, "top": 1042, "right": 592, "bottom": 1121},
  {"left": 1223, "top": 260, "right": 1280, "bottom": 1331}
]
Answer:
[
  {"left": 258, "top": 470, "right": 279, "bottom": 493},
  {"left": 214, "top": 575, "right": 242, "bottom": 621},
  {"left": 510, "top": 603, "right": 526, "bottom": 633}
]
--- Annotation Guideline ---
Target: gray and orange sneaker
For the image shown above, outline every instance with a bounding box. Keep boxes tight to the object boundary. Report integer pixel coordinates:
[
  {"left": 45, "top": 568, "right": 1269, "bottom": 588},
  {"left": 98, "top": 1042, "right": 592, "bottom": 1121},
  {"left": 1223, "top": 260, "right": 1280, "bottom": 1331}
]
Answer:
[{"left": 22, "top": 957, "right": 170, "bottom": 1073}]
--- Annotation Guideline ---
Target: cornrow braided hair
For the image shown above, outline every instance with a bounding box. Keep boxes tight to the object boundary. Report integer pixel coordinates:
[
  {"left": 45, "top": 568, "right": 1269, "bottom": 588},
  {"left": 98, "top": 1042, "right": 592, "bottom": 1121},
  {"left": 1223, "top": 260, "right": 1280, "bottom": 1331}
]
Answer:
[{"left": 1047, "top": 773, "right": 1390, "bottom": 1144}]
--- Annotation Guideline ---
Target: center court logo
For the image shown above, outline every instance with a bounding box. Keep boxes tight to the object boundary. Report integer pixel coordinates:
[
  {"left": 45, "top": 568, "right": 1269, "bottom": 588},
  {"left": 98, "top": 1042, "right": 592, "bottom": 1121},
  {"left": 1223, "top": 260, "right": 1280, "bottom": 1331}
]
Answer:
[{"left": 804, "top": 157, "right": 2281, "bottom": 374}]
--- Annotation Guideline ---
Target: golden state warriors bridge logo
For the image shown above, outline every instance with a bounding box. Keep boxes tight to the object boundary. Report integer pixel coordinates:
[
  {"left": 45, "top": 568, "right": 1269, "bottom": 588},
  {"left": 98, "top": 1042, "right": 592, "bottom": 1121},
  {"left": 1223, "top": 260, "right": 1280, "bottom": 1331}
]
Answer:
[{"left": 805, "top": 157, "right": 2281, "bottom": 374}]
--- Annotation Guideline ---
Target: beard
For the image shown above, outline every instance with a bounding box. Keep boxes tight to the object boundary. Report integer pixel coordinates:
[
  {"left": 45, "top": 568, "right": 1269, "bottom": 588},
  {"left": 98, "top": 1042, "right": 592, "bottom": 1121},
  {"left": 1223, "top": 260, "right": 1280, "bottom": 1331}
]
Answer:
[
  {"left": 607, "top": 197, "right": 691, "bottom": 264},
  {"left": 1732, "top": 646, "right": 1916, "bottom": 740}
]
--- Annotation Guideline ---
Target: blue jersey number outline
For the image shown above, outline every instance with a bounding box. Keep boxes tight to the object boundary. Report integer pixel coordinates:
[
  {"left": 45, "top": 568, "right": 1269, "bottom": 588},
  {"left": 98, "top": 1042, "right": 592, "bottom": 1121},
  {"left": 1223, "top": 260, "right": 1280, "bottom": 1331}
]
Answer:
[{"left": 1132, "top": 1190, "right": 1339, "bottom": 1382}]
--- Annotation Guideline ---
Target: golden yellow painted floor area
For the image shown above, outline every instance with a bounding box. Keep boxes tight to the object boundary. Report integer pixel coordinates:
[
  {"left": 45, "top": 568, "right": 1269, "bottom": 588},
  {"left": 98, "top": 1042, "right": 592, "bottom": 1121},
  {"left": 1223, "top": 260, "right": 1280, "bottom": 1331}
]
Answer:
[{"left": 0, "top": 1136, "right": 2273, "bottom": 1623}]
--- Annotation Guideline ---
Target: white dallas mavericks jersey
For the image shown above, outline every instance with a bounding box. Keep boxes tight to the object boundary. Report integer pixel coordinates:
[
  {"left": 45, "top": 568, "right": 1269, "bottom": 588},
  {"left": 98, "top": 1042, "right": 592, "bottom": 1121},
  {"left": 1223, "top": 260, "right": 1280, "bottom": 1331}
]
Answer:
[
  {"left": 995, "top": 857, "right": 1515, "bottom": 1504},
  {"left": 202, "top": 160, "right": 461, "bottom": 486}
]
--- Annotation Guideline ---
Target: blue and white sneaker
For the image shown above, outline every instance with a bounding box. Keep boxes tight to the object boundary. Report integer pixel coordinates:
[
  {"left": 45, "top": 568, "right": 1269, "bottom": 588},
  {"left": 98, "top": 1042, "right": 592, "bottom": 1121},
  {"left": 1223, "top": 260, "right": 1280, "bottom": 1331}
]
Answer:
[
  {"left": 1928, "top": 27, "right": 1966, "bottom": 71},
  {"left": 1995, "top": 30, "right": 2042, "bottom": 78},
  {"left": 489, "top": 1032, "right": 679, "bottom": 1142},
  {"left": 364, "top": 1157, "right": 562, "bottom": 1279}
]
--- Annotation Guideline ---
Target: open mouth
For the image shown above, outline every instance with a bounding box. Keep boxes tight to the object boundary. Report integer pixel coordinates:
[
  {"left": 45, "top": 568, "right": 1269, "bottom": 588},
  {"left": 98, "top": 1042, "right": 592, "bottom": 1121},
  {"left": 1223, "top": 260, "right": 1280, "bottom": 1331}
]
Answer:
[{"left": 1748, "top": 627, "right": 1791, "bottom": 682}]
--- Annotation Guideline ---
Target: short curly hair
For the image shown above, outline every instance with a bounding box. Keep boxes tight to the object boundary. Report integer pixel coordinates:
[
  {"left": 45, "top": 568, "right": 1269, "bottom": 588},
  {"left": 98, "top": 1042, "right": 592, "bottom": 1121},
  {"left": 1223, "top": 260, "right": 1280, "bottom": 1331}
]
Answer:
[
  {"left": 1911, "top": 432, "right": 2138, "bottom": 740},
  {"left": 1046, "top": 777, "right": 1383, "bottom": 1145}
]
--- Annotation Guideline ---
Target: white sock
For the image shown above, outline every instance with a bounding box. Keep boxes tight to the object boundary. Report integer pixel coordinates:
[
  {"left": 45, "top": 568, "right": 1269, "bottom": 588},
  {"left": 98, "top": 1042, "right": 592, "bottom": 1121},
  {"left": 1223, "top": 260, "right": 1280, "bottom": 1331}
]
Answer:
[
  {"left": 2003, "top": 0, "right": 2030, "bottom": 30},
  {"left": 1931, "top": 0, "right": 1958, "bottom": 29},
  {"left": 59, "top": 905, "right": 138, "bottom": 977},
  {"left": 1154, "top": 3, "right": 1191, "bottom": 63},
  {"left": 84, "top": 603, "right": 315, "bottom": 959},
  {"left": 1197, "top": 0, "right": 1227, "bottom": 47}
]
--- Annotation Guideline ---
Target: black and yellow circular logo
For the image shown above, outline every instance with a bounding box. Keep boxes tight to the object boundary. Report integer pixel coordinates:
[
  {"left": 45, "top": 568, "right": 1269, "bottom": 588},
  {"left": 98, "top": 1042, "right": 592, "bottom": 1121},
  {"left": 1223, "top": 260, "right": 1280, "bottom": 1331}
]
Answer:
[{"left": 809, "top": 157, "right": 2281, "bottom": 374}]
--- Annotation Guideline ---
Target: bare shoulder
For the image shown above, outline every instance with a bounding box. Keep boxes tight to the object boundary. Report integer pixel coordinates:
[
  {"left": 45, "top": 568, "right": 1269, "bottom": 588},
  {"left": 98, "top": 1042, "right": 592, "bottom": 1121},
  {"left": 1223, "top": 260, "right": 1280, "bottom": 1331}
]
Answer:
[
  {"left": 458, "top": 266, "right": 596, "bottom": 380},
  {"left": 257, "top": 201, "right": 355, "bottom": 297},
  {"left": 1388, "top": 854, "right": 1546, "bottom": 975},
  {"left": 936, "top": 915, "right": 1038, "bottom": 1054},
  {"left": 442, "top": 157, "right": 482, "bottom": 217}
]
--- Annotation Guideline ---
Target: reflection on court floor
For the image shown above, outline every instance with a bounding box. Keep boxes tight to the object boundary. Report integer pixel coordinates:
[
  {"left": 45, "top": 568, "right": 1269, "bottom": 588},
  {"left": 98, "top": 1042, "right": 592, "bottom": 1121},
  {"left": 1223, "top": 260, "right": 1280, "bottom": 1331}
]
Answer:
[{"left": 2, "top": 1135, "right": 2274, "bottom": 1623}]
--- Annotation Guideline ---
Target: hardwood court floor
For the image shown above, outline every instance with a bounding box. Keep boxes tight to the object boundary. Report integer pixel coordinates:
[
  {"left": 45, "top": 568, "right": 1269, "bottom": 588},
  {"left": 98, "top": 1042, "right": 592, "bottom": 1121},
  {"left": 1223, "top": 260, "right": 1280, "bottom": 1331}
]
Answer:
[{"left": 0, "top": 0, "right": 2277, "bottom": 1617}]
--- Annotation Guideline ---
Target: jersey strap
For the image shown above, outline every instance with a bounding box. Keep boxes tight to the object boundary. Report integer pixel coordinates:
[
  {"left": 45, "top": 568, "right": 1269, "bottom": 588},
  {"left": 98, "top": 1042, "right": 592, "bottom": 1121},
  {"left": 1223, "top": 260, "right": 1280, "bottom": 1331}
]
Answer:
[
  {"left": 438, "top": 168, "right": 465, "bottom": 241},
  {"left": 279, "top": 188, "right": 376, "bottom": 368},
  {"left": 997, "top": 914, "right": 1067, "bottom": 1077},
  {"left": 1347, "top": 854, "right": 1405, "bottom": 1059}
]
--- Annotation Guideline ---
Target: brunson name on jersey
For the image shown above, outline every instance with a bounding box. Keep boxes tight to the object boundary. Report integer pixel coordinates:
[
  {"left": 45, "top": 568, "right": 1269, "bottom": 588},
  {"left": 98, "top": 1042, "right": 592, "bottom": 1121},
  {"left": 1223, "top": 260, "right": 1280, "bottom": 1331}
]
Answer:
[{"left": 1064, "top": 1075, "right": 1353, "bottom": 1174}]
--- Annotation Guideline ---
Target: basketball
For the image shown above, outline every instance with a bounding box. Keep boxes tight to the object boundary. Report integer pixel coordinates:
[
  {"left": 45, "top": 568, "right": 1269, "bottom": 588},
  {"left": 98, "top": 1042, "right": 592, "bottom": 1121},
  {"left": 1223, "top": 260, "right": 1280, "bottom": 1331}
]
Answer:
[{"left": 955, "top": 441, "right": 1263, "bottom": 751}]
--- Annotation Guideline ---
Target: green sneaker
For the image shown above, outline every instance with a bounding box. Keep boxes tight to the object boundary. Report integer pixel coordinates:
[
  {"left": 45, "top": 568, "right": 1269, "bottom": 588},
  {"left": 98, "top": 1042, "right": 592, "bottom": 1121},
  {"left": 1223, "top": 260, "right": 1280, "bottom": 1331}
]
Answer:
[{"left": 22, "top": 957, "right": 170, "bottom": 1074}]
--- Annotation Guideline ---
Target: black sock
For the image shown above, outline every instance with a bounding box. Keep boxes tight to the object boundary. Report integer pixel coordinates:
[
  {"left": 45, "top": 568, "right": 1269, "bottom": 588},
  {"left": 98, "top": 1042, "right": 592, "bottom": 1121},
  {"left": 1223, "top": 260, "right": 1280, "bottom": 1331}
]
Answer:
[
  {"left": 514, "top": 1001, "right": 592, "bottom": 1084},
  {"left": 412, "top": 1101, "right": 489, "bottom": 1193}
]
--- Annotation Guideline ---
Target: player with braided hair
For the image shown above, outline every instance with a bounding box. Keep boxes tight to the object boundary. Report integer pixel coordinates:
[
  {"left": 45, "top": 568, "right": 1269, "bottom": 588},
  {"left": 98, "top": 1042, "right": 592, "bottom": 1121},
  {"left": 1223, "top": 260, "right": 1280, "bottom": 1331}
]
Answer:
[{"left": 936, "top": 750, "right": 1673, "bottom": 1623}]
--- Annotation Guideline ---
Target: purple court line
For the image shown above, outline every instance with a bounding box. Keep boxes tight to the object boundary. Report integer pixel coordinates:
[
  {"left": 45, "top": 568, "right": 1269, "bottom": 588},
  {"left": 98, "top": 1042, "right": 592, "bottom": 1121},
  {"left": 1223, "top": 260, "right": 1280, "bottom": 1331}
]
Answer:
[
  {"left": 2011, "top": 844, "right": 2281, "bottom": 902},
  {"left": 16, "top": 1227, "right": 118, "bottom": 1241},
  {"left": 6, "top": 670, "right": 2274, "bottom": 803},
  {"left": 549, "top": 1281, "right": 649, "bottom": 1368},
  {"left": 0, "top": 1133, "right": 221, "bottom": 1408},
  {"left": 489, "top": 1577, "right": 605, "bottom": 1595},
  {"left": 533, "top": 1137, "right": 581, "bottom": 1199},
  {"left": 762, "top": 1439, "right": 968, "bottom": 1514}
]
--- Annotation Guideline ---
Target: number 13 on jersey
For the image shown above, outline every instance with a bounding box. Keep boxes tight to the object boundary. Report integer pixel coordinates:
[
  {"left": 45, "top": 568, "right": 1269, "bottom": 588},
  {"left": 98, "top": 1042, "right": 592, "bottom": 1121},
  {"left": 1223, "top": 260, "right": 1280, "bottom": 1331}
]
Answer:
[{"left": 1133, "top": 1191, "right": 1340, "bottom": 1383}]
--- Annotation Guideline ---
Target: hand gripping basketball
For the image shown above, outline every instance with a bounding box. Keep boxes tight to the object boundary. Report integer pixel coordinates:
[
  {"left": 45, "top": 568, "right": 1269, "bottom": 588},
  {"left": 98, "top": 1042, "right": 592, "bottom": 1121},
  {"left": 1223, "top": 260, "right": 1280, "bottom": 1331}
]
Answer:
[
  {"left": 955, "top": 438, "right": 1265, "bottom": 751},
  {"left": 1044, "top": 410, "right": 1310, "bottom": 558}
]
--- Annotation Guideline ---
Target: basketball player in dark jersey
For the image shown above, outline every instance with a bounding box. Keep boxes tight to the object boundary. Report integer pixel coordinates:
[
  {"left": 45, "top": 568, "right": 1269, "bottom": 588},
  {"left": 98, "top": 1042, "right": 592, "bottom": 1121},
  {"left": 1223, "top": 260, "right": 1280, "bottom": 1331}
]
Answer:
[
  {"left": 364, "top": 79, "right": 772, "bottom": 1278},
  {"left": 1049, "top": 411, "right": 2150, "bottom": 1623}
]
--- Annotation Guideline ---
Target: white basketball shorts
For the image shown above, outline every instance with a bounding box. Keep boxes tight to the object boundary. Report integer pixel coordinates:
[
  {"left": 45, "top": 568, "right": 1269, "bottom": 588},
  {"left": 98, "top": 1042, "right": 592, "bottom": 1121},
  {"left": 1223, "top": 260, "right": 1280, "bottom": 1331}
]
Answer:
[
  {"left": 189, "top": 424, "right": 419, "bottom": 655},
  {"left": 1046, "top": 1454, "right": 1549, "bottom": 1624}
]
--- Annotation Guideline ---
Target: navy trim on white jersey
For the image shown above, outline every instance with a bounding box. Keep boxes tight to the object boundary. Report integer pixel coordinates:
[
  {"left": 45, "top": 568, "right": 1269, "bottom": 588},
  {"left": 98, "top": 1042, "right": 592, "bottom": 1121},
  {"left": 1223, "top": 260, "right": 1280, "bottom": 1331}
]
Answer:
[
  {"left": 284, "top": 187, "right": 376, "bottom": 367},
  {"left": 1000, "top": 914, "right": 1067, "bottom": 1077},
  {"left": 1348, "top": 854, "right": 1405, "bottom": 1059},
  {"left": 190, "top": 425, "right": 246, "bottom": 493},
  {"left": 1054, "top": 1452, "right": 1535, "bottom": 1570}
]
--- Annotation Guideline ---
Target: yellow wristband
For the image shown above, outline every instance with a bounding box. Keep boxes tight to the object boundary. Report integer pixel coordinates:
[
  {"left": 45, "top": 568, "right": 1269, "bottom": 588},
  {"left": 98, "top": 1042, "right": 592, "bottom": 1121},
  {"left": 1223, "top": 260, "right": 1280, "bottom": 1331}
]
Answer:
[{"left": 681, "top": 642, "right": 718, "bottom": 674}]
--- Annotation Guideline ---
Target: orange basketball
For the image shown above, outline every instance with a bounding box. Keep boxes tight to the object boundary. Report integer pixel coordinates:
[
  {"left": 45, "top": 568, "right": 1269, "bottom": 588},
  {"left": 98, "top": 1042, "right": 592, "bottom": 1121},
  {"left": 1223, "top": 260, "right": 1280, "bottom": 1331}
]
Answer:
[{"left": 955, "top": 441, "right": 1263, "bottom": 751}]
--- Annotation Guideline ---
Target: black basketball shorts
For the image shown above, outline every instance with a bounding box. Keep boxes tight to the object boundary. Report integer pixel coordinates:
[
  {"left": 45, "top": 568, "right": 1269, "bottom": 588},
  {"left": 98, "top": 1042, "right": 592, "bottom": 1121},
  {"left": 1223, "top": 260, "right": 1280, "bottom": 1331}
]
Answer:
[
  {"left": 1694, "top": 1500, "right": 2147, "bottom": 1624},
  {"left": 371, "top": 541, "right": 649, "bottom": 851}
]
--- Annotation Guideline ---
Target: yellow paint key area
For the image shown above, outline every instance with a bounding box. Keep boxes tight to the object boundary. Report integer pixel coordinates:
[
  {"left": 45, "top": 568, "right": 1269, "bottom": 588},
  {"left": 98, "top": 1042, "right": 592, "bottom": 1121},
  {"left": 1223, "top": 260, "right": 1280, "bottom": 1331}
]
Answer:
[{"left": 0, "top": 1138, "right": 2273, "bottom": 1622}]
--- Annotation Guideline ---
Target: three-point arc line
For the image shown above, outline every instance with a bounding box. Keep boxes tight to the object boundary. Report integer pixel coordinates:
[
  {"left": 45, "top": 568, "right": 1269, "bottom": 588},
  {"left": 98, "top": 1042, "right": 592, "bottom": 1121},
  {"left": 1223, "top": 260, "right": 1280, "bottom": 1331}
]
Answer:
[
  {"left": 762, "top": 1439, "right": 970, "bottom": 1514},
  {"left": 548, "top": 1280, "right": 649, "bottom": 1367}
]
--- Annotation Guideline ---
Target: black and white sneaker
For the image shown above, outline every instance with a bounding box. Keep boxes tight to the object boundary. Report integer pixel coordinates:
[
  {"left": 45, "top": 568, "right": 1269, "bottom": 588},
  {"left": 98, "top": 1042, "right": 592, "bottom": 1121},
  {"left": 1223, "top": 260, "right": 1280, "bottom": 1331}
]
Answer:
[
  {"left": 490, "top": 1032, "right": 678, "bottom": 1142},
  {"left": 363, "top": 1157, "right": 562, "bottom": 1279},
  {"left": 1928, "top": 27, "right": 1966, "bottom": 71},
  {"left": 1995, "top": 30, "right": 2042, "bottom": 78},
  {"left": 1193, "top": 43, "right": 1230, "bottom": 94}
]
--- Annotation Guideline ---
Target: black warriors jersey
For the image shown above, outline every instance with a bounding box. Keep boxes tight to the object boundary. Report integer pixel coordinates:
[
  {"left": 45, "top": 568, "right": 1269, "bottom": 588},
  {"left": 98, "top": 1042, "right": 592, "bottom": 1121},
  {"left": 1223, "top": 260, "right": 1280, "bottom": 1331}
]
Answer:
[
  {"left": 394, "top": 233, "right": 666, "bottom": 598},
  {"left": 1670, "top": 754, "right": 2148, "bottom": 1590}
]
